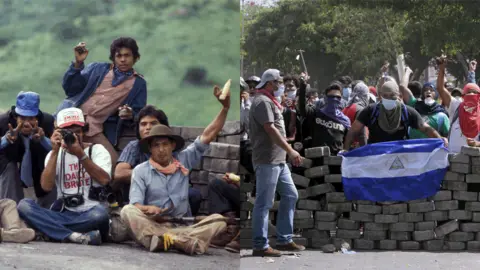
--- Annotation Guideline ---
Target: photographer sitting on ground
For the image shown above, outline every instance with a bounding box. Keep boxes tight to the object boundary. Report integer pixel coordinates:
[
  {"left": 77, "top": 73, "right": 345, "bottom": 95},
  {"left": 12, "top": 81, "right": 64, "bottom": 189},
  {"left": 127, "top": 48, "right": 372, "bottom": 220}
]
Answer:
[{"left": 17, "top": 108, "right": 111, "bottom": 245}]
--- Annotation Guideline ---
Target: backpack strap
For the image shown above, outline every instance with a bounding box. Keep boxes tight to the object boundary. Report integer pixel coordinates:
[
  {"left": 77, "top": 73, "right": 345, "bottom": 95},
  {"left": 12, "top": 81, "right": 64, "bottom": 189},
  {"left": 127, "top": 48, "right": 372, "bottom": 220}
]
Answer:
[
  {"left": 89, "top": 144, "right": 95, "bottom": 159},
  {"left": 369, "top": 103, "right": 381, "bottom": 126},
  {"left": 401, "top": 104, "right": 410, "bottom": 139}
]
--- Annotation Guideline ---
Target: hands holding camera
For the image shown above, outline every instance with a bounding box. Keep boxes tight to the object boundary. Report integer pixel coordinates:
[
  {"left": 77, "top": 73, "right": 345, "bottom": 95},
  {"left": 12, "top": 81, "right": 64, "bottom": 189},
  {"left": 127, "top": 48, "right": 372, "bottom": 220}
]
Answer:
[{"left": 50, "top": 129, "right": 84, "bottom": 158}]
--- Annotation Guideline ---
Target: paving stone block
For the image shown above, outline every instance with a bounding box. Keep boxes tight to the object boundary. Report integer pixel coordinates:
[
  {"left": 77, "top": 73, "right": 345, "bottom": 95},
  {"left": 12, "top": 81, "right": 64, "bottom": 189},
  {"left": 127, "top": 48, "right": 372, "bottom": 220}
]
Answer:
[
  {"left": 304, "top": 166, "right": 330, "bottom": 179},
  {"left": 291, "top": 173, "right": 310, "bottom": 188},
  {"left": 435, "top": 220, "right": 459, "bottom": 238},
  {"left": 444, "top": 241, "right": 466, "bottom": 250},
  {"left": 443, "top": 171, "right": 466, "bottom": 181},
  {"left": 378, "top": 239, "right": 397, "bottom": 250},
  {"left": 326, "top": 192, "right": 347, "bottom": 203},
  {"left": 323, "top": 156, "right": 342, "bottom": 166},
  {"left": 398, "top": 241, "right": 420, "bottom": 250},
  {"left": 349, "top": 212, "right": 374, "bottom": 222},
  {"left": 415, "top": 221, "right": 436, "bottom": 231},
  {"left": 449, "top": 210, "right": 472, "bottom": 220},
  {"left": 382, "top": 204, "right": 407, "bottom": 214},
  {"left": 466, "top": 174, "right": 480, "bottom": 183},
  {"left": 331, "top": 238, "right": 352, "bottom": 250},
  {"left": 305, "top": 147, "right": 330, "bottom": 158},
  {"left": 364, "top": 222, "right": 389, "bottom": 231},
  {"left": 461, "top": 146, "right": 480, "bottom": 156},
  {"left": 428, "top": 191, "right": 452, "bottom": 201},
  {"left": 443, "top": 181, "right": 468, "bottom": 191},
  {"left": 202, "top": 157, "right": 239, "bottom": 173},
  {"left": 472, "top": 166, "right": 480, "bottom": 175},
  {"left": 408, "top": 198, "right": 427, "bottom": 203},
  {"left": 302, "top": 229, "right": 330, "bottom": 239},
  {"left": 297, "top": 200, "right": 322, "bottom": 211},
  {"left": 294, "top": 210, "right": 312, "bottom": 220},
  {"left": 337, "top": 219, "right": 359, "bottom": 230},
  {"left": 314, "top": 211, "right": 338, "bottom": 222},
  {"left": 408, "top": 201, "right": 435, "bottom": 213},
  {"left": 398, "top": 213, "right": 424, "bottom": 222},
  {"left": 189, "top": 170, "right": 209, "bottom": 184},
  {"left": 203, "top": 142, "right": 240, "bottom": 160},
  {"left": 353, "top": 239, "right": 374, "bottom": 250},
  {"left": 447, "top": 232, "right": 474, "bottom": 242},
  {"left": 294, "top": 219, "right": 315, "bottom": 229},
  {"left": 454, "top": 191, "right": 478, "bottom": 201},
  {"left": 357, "top": 204, "right": 382, "bottom": 214},
  {"left": 450, "top": 163, "right": 471, "bottom": 174},
  {"left": 389, "top": 222, "right": 414, "bottom": 232},
  {"left": 355, "top": 200, "right": 375, "bottom": 205},
  {"left": 472, "top": 212, "right": 480, "bottom": 222},
  {"left": 324, "top": 174, "right": 342, "bottom": 183},
  {"left": 424, "top": 211, "right": 449, "bottom": 221},
  {"left": 473, "top": 157, "right": 480, "bottom": 166},
  {"left": 315, "top": 221, "right": 337, "bottom": 231},
  {"left": 307, "top": 183, "right": 335, "bottom": 197},
  {"left": 309, "top": 238, "right": 332, "bottom": 249},
  {"left": 298, "top": 189, "right": 308, "bottom": 200},
  {"left": 434, "top": 200, "right": 458, "bottom": 211},
  {"left": 467, "top": 241, "right": 480, "bottom": 250},
  {"left": 476, "top": 232, "right": 480, "bottom": 241},
  {"left": 363, "top": 230, "right": 387, "bottom": 240},
  {"left": 375, "top": 214, "right": 399, "bottom": 223},
  {"left": 240, "top": 211, "right": 249, "bottom": 220},
  {"left": 461, "top": 223, "right": 480, "bottom": 232},
  {"left": 300, "top": 158, "right": 313, "bottom": 169},
  {"left": 389, "top": 231, "right": 411, "bottom": 241},
  {"left": 413, "top": 230, "right": 435, "bottom": 241},
  {"left": 423, "top": 239, "right": 445, "bottom": 251},
  {"left": 449, "top": 153, "right": 471, "bottom": 164},
  {"left": 327, "top": 203, "right": 352, "bottom": 213},
  {"left": 336, "top": 229, "right": 361, "bottom": 239}
]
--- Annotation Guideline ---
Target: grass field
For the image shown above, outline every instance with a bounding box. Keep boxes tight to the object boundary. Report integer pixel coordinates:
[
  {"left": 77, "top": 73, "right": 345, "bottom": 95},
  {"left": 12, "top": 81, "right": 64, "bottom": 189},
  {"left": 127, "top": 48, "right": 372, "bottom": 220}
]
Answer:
[{"left": 0, "top": 0, "right": 240, "bottom": 126}]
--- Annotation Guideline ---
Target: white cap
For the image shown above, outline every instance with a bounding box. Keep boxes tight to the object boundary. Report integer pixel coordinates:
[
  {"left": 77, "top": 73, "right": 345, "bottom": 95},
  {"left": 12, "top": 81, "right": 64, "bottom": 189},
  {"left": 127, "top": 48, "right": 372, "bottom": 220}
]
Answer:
[
  {"left": 256, "top": 69, "right": 282, "bottom": 89},
  {"left": 56, "top": 108, "right": 85, "bottom": 128}
]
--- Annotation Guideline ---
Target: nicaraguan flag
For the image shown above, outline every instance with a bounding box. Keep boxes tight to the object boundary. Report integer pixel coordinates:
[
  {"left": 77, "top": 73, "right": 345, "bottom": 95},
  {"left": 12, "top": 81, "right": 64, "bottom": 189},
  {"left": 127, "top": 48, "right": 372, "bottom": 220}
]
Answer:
[{"left": 340, "top": 139, "right": 449, "bottom": 201}]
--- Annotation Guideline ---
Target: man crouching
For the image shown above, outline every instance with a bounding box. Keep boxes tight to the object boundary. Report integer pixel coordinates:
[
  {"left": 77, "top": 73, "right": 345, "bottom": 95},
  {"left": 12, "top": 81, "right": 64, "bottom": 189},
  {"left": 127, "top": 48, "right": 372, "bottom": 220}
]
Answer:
[
  {"left": 17, "top": 108, "right": 111, "bottom": 245},
  {"left": 120, "top": 85, "right": 231, "bottom": 255}
]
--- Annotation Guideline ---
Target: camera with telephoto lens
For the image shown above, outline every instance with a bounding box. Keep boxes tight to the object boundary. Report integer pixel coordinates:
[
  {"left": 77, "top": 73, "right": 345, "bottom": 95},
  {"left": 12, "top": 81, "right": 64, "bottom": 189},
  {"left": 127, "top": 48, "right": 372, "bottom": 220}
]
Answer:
[
  {"left": 63, "top": 194, "right": 85, "bottom": 208},
  {"left": 59, "top": 129, "right": 76, "bottom": 146},
  {"left": 89, "top": 185, "right": 116, "bottom": 203}
]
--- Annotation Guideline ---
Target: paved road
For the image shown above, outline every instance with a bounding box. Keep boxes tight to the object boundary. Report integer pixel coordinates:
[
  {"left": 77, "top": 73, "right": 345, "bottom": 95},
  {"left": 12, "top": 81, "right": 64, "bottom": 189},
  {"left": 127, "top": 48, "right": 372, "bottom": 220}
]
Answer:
[
  {"left": 0, "top": 242, "right": 239, "bottom": 270},
  {"left": 240, "top": 249, "right": 480, "bottom": 270}
]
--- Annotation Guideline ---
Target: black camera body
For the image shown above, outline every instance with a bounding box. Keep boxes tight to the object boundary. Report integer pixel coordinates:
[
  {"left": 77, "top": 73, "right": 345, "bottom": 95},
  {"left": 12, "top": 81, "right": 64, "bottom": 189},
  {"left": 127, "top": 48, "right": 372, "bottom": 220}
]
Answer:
[
  {"left": 60, "top": 129, "right": 76, "bottom": 146},
  {"left": 64, "top": 194, "right": 85, "bottom": 208},
  {"left": 89, "top": 185, "right": 116, "bottom": 203}
]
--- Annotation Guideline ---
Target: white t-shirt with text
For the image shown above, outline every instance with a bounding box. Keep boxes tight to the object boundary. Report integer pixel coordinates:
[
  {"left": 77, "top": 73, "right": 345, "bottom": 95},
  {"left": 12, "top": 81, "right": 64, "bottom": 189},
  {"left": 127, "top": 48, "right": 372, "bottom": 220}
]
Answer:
[
  {"left": 447, "top": 98, "right": 480, "bottom": 153},
  {"left": 45, "top": 144, "right": 112, "bottom": 212}
]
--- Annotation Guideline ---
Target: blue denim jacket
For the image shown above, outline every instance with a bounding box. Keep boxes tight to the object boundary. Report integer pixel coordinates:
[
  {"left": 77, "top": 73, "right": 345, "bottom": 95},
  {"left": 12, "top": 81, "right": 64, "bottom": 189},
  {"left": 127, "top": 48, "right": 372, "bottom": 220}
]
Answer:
[{"left": 55, "top": 62, "right": 147, "bottom": 146}]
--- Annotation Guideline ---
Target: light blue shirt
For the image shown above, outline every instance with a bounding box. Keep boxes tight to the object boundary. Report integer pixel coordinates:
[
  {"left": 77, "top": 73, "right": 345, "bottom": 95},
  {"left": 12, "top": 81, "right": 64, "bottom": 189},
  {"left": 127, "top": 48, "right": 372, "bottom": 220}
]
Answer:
[
  {"left": 129, "top": 137, "right": 210, "bottom": 218},
  {"left": 0, "top": 135, "right": 51, "bottom": 151}
]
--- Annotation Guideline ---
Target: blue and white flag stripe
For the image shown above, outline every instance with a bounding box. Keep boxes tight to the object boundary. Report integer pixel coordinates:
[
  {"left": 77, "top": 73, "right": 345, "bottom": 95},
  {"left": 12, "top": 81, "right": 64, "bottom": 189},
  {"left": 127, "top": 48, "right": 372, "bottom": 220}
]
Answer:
[{"left": 341, "top": 139, "right": 449, "bottom": 201}]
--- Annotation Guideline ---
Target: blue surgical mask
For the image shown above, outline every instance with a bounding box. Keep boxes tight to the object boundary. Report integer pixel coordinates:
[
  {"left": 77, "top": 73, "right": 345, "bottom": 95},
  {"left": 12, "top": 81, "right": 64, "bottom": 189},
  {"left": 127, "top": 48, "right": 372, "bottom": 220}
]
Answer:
[
  {"left": 287, "top": 90, "right": 297, "bottom": 99},
  {"left": 274, "top": 85, "right": 285, "bottom": 97},
  {"left": 342, "top": 87, "right": 351, "bottom": 100},
  {"left": 382, "top": 98, "right": 397, "bottom": 110}
]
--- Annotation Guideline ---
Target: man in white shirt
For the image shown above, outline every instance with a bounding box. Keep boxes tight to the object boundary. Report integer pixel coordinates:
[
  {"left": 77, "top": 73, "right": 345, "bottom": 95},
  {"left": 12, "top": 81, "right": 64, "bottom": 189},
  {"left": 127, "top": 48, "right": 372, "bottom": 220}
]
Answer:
[{"left": 17, "top": 108, "right": 112, "bottom": 245}]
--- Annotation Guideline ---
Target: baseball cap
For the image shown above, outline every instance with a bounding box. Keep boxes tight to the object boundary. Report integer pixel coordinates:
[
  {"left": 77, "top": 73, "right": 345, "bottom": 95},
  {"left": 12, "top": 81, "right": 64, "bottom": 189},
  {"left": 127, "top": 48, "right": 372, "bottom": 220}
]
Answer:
[
  {"left": 15, "top": 91, "right": 40, "bottom": 117},
  {"left": 56, "top": 108, "right": 85, "bottom": 128},
  {"left": 256, "top": 69, "right": 282, "bottom": 89}
]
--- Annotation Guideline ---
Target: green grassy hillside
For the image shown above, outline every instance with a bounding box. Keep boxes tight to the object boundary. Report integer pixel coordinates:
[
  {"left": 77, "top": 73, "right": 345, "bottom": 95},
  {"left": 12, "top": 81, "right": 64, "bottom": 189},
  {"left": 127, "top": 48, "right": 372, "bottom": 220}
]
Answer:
[{"left": 0, "top": 0, "right": 239, "bottom": 126}]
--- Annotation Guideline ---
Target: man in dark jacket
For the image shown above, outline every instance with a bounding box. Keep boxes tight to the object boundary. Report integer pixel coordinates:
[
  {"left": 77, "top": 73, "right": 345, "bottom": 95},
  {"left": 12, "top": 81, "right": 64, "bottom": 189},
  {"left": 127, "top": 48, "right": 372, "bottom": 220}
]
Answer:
[
  {"left": 55, "top": 37, "right": 147, "bottom": 168},
  {"left": 0, "top": 92, "right": 54, "bottom": 207}
]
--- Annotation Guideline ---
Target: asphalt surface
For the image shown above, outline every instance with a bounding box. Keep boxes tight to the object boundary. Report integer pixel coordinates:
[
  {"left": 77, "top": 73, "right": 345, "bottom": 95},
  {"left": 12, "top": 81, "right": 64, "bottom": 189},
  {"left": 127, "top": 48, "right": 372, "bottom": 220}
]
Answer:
[
  {"left": 240, "top": 249, "right": 480, "bottom": 270},
  {"left": 0, "top": 242, "right": 239, "bottom": 270}
]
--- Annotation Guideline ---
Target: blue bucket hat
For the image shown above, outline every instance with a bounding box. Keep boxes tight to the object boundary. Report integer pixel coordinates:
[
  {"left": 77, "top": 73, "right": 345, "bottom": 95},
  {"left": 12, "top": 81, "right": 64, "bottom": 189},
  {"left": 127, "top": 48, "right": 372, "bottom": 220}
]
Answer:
[{"left": 15, "top": 91, "right": 40, "bottom": 117}]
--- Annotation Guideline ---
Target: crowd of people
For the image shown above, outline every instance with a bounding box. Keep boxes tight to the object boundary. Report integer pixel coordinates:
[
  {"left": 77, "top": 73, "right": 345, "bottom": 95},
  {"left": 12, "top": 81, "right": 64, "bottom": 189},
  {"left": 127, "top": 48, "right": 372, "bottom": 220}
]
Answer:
[
  {"left": 0, "top": 37, "right": 241, "bottom": 255},
  {"left": 240, "top": 57, "right": 480, "bottom": 257}
]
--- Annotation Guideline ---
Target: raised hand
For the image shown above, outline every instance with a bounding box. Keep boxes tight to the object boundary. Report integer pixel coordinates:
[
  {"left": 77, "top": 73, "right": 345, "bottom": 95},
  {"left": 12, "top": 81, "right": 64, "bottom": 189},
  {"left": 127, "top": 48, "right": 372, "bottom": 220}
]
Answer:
[
  {"left": 6, "top": 121, "right": 23, "bottom": 144},
  {"left": 74, "top": 42, "right": 89, "bottom": 63}
]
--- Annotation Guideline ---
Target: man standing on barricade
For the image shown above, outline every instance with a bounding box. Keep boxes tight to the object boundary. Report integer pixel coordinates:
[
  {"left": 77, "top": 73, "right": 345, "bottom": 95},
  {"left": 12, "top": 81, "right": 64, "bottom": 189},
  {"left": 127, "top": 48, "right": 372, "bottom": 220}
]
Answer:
[
  {"left": 249, "top": 69, "right": 305, "bottom": 257},
  {"left": 17, "top": 108, "right": 111, "bottom": 245},
  {"left": 0, "top": 91, "right": 55, "bottom": 207},
  {"left": 120, "top": 86, "right": 231, "bottom": 255},
  {"left": 55, "top": 37, "right": 147, "bottom": 168}
]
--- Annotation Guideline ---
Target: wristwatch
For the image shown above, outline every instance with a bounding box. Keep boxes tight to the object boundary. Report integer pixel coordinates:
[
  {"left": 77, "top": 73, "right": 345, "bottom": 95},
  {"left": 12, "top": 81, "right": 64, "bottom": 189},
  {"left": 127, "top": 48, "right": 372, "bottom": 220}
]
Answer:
[{"left": 80, "top": 154, "right": 89, "bottom": 161}]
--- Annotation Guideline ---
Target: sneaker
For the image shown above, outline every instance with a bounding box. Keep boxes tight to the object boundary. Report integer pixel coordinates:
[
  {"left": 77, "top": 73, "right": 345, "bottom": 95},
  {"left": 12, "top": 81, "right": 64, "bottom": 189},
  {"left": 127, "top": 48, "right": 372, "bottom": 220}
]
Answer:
[
  {"left": 77, "top": 230, "right": 102, "bottom": 246},
  {"left": 1, "top": 228, "right": 35, "bottom": 243},
  {"left": 252, "top": 247, "right": 282, "bottom": 257},
  {"left": 276, "top": 241, "right": 306, "bottom": 251},
  {"left": 151, "top": 233, "right": 199, "bottom": 255}
]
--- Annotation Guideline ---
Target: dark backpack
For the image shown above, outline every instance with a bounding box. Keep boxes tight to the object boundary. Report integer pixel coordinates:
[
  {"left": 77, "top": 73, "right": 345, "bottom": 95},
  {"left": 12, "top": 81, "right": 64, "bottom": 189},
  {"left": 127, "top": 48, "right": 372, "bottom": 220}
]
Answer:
[{"left": 368, "top": 103, "right": 410, "bottom": 139}]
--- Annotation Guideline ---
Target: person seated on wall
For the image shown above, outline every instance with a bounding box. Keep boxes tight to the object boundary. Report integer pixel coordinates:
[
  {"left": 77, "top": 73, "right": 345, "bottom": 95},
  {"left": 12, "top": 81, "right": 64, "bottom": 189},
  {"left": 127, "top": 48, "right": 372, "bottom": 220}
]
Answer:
[
  {"left": 55, "top": 37, "right": 147, "bottom": 169},
  {"left": 17, "top": 108, "right": 111, "bottom": 246},
  {"left": 0, "top": 91, "right": 55, "bottom": 208},
  {"left": 120, "top": 86, "right": 231, "bottom": 255},
  {"left": 207, "top": 173, "right": 240, "bottom": 253}
]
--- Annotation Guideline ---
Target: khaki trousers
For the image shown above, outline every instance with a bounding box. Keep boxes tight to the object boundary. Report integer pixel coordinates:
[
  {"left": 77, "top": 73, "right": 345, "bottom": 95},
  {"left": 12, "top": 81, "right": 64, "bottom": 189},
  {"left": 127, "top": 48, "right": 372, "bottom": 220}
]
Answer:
[
  {"left": 120, "top": 205, "right": 226, "bottom": 254},
  {"left": 0, "top": 199, "right": 28, "bottom": 230}
]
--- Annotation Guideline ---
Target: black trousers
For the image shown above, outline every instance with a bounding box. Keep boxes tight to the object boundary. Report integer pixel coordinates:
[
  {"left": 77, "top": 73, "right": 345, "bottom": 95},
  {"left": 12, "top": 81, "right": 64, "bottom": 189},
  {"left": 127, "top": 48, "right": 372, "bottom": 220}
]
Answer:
[{"left": 208, "top": 179, "right": 240, "bottom": 215}]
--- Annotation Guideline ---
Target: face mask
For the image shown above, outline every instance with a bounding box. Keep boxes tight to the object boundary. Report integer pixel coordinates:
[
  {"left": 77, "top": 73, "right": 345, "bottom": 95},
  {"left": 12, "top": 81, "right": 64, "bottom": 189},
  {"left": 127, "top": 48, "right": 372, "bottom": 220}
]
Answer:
[
  {"left": 312, "top": 97, "right": 319, "bottom": 103},
  {"left": 274, "top": 85, "right": 284, "bottom": 97},
  {"left": 342, "top": 87, "right": 351, "bottom": 100},
  {"left": 326, "top": 96, "right": 342, "bottom": 108},
  {"left": 382, "top": 98, "right": 397, "bottom": 110},
  {"left": 424, "top": 97, "right": 435, "bottom": 106},
  {"left": 275, "top": 96, "right": 282, "bottom": 103},
  {"left": 287, "top": 90, "right": 297, "bottom": 99}
]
